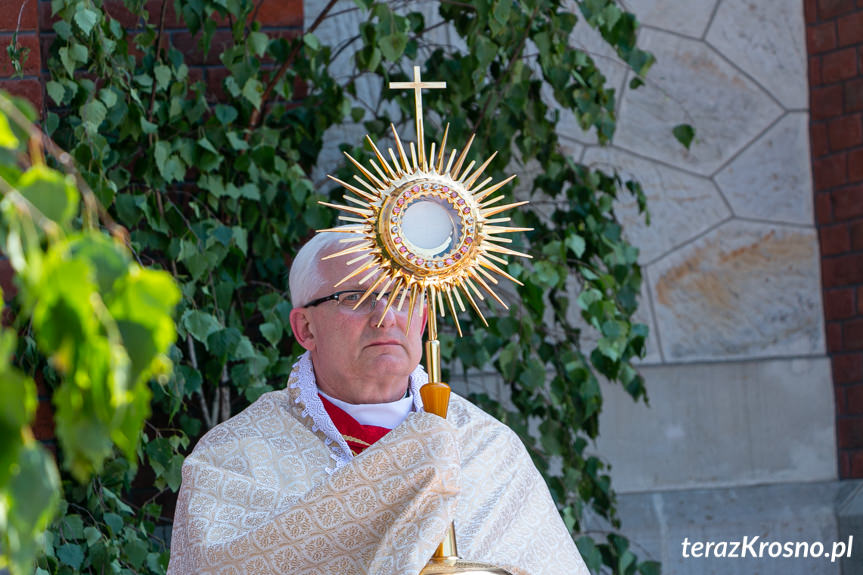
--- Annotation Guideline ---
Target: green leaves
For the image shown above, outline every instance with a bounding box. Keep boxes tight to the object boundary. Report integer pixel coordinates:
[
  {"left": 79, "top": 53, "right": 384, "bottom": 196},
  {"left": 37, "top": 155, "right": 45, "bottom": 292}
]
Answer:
[
  {"left": 673, "top": 123, "right": 695, "bottom": 150},
  {"left": 35, "top": 2, "right": 662, "bottom": 575},
  {"left": 16, "top": 165, "right": 79, "bottom": 224}
]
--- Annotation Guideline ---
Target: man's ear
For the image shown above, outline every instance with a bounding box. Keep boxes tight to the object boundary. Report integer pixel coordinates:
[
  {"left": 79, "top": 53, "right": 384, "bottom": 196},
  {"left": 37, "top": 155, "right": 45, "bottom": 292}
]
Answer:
[{"left": 289, "top": 307, "right": 316, "bottom": 351}]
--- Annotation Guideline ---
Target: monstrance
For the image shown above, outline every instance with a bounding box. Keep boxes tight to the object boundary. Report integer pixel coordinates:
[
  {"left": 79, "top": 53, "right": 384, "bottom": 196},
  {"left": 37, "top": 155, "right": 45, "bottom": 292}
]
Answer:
[{"left": 317, "top": 65, "right": 531, "bottom": 575}]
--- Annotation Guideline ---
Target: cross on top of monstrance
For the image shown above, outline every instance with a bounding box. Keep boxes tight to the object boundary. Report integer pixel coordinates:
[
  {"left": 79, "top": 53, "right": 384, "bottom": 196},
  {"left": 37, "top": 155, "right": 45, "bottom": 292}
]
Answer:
[
  {"left": 389, "top": 66, "right": 446, "bottom": 170},
  {"left": 317, "top": 63, "right": 532, "bottom": 340}
]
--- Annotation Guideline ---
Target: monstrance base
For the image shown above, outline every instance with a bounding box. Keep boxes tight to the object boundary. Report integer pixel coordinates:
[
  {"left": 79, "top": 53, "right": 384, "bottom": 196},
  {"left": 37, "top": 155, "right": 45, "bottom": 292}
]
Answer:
[{"left": 419, "top": 558, "right": 514, "bottom": 575}]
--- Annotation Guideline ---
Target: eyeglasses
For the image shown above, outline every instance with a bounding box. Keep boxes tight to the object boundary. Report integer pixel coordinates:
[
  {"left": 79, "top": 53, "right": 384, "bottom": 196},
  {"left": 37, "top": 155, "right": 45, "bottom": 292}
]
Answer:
[{"left": 304, "top": 289, "right": 404, "bottom": 314}]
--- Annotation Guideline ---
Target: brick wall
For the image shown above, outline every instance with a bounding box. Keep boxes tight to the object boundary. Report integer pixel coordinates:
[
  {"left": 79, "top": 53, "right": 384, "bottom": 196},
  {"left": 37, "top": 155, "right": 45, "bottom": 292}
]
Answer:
[
  {"left": 0, "top": 0, "right": 303, "bottom": 444},
  {"left": 807, "top": 0, "right": 863, "bottom": 478}
]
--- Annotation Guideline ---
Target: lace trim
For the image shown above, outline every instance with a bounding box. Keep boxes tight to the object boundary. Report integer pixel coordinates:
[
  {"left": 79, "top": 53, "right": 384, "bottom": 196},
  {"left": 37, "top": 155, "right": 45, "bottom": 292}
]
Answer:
[{"left": 288, "top": 351, "right": 429, "bottom": 473}]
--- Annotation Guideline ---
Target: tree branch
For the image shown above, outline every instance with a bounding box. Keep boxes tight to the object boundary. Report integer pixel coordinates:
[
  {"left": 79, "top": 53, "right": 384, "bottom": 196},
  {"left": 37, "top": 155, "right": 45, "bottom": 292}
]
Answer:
[{"left": 246, "top": 0, "right": 340, "bottom": 133}]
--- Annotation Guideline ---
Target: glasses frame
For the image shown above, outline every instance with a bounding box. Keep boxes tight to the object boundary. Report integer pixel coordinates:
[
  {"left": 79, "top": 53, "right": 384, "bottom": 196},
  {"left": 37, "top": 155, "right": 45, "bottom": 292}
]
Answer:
[{"left": 304, "top": 289, "right": 390, "bottom": 313}]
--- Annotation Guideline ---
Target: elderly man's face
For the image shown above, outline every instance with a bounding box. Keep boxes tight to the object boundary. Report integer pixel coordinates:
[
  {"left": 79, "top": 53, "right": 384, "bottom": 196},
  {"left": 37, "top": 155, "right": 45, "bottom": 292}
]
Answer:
[{"left": 289, "top": 248, "right": 426, "bottom": 404}]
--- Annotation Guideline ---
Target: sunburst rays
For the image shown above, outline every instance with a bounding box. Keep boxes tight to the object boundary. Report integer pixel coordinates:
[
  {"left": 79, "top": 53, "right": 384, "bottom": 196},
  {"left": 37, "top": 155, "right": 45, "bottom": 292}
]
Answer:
[{"left": 318, "top": 67, "right": 530, "bottom": 338}]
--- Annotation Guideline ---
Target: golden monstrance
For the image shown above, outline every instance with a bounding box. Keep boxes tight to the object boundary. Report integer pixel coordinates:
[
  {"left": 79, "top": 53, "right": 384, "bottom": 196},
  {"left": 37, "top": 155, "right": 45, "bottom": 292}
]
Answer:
[{"left": 318, "top": 65, "right": 531, "bottom": 575}]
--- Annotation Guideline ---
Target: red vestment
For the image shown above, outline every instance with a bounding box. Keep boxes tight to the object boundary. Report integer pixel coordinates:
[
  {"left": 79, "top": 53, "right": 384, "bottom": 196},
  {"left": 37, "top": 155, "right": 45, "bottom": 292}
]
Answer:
[{"left": 319, "top": 393, "right": 392, "bottom": 455}]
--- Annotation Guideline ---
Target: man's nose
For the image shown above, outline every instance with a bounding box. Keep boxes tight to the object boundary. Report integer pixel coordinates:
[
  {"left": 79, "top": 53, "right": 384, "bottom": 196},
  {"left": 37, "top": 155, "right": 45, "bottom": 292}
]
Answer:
[{"left": 372, "top": 298, "right": 398, "bottom": 328}]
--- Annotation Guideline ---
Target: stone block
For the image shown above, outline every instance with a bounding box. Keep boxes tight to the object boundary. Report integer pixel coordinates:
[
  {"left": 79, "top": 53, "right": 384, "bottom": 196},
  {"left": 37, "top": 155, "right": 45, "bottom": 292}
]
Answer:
[
  {"left": 614, "top": 30, "right": 782, "bottom": 176},
  {"left": 715, "top": 113, "right": 814, "bottom": 225},
  {"left": 583, "top": 146, "right": 730, "bottom": 264},
  {"left": 706, "top": 0, "right": 808, "bottom": 109},
  {"left": 594, "top": 357, "right": 836, "bottom": 492},
  {"left": 624, "top": 0, "right": 718, "bottom": 39},
  {"left": 594, "top": 481, "right": 846, "bottom": 575},
  {"left": 648, "top": 221, "right": 824, "bottom": 362}
]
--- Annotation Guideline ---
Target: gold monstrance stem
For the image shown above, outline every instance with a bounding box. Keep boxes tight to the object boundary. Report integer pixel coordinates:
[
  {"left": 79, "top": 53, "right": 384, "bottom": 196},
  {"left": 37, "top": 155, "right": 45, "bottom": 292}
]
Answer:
[{"left": 419, "top": 290, "right": 459, "bottom": 563}]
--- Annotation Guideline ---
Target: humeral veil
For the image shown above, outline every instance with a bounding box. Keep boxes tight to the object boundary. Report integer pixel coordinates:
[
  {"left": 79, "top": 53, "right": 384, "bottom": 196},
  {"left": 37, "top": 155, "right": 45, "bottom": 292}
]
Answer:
[{"left": 167, "top": 353, "right": 588, "bottom": 574}]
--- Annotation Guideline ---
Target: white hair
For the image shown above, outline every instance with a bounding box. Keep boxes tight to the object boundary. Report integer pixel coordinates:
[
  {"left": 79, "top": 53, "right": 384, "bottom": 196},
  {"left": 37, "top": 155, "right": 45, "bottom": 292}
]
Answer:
[{"left": 288, "top": 229, "right": 363, "bottom": 307}]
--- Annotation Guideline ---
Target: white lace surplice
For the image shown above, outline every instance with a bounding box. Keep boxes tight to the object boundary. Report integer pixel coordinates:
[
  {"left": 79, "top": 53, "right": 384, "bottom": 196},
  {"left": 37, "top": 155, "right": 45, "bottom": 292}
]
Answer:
[{"left": 167, "top": 352, "right": 588, "bottom": 575}]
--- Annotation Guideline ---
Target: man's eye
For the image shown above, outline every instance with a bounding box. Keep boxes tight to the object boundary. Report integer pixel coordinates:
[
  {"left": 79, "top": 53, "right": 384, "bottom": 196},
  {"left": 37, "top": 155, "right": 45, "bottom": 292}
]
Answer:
[{"left": 342, "top": 293, "right": 362, "bottom": 303}]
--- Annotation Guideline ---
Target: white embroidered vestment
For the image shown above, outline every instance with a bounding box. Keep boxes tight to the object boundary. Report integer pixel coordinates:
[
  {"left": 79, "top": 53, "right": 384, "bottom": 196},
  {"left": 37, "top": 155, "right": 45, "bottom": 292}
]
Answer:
[{"left": 167, "top": 353, "right": 588, "bottom": 574}]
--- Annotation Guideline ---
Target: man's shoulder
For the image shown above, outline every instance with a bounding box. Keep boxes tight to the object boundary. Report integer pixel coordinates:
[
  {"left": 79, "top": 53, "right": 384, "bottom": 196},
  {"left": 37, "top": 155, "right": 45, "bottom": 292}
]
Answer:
[
  {"left": 190, "top": 388, "right": 296, "bottom": 454},
  {"left": 447, "top": 393, "right": 520, "bottom": 441}
]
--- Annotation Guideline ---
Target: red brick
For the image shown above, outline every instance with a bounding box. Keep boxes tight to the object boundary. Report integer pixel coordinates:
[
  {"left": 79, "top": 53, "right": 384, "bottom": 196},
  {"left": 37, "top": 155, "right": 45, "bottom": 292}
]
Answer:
[
  {"left": 850, "top": 220, "right": 863, "bottom": 249},
  {"left": 0, "top": 0, "right": 38, "bottom": 31},
  {"left": 834, "top": 185, "right": 863, "bottom": 219},
  {"left": 254, "top": 0, "right": 303, "bottom": 27},
  {"left": 813, "top": 84, "right": 845, "bottom": 119},
  {"left": 205, "top": 67, "right": 230, "bottom": 101},
  {"left": 816, "top": 191, "right": 834, "bottom": 223},
  {"left": 809, "top": 22, "right": 838, "bottom": 53},
  {"left": 32, "top": 399, "right": 54, "bottom": 441},
  {"left": 104, "top": 0, "right": 140, "bottom": 28},
  {"left": 851, "top": 148, "right": 863, "bottom": 181},
  {"left": 813, "top": 153, "right": 847, "bottom": 189},
  {"left": 144, "top": 0, "right": 183, "bottom": 29},
  {"left": 840, "top": 450, "right": 851, "bottom": 478},
  {"left": 828, "top": 320, "right": 844, "bottom": 351},
  {"left": 847, "top": 318, "right": 863, "bottom": 349},
  {"left": 823, "top": 47, "right": 858, "bottom": 84},
  {"left": 849, "top": 450, "right": 863, "bottom": 478},
  {"left": 838, "top": 12, "right": 863, "bottom": 45},
  {"left": 822, "top": 252, "right": 863, "bottom": 287},
  {"left": 812, "top": 121, "right": 830, "bottom": 157},
  {"left": 39, "top": 1, "right": 57, "bottom": 32},
  {"left": 838, "top": 417, "right": 863, "bottom": 448},
  {"left": 806, "top": 0, "right": 818, "bottom": 22},
  {"left": 0, "top": 78, "right": 42, "bottom": 114},
  {"left": 835, "top": 353, "right": 863, "bottom": 383},
  {"left": 38, "top": 32, "right": 53, "bottom": 73},
  {"left": 171, "top": 30, "right": 234, "bottom": 66},
  {"left": 821, "top": 223, "right": 851, "bottom": 254},
  {"left": 826, "top": 287, "right": 856, "bottom": 319},
  {"left": 810, "top": 55, "right": 822, "bottom": 87},
  {"left": 0, "top": 33, "right": 39, "bottom": 77},
  {"left": 820, "top": 0, "right": 858, "bottom": 19},
  {"left": 829, "top": 114, "right": 863, "bottom": 149},
  {"left": 849, "top": 385, "right": 863, "bottom": 413}
]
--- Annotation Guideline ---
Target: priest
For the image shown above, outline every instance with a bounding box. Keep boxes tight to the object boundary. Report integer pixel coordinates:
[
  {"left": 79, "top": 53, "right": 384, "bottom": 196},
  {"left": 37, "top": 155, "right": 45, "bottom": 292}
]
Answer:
[{"left": 167, "top": 231, "right": 589, "bottom": 574}]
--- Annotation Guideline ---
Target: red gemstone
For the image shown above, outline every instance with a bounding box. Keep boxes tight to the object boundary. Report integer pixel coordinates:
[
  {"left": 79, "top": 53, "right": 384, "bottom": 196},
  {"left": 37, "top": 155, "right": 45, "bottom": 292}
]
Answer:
[
  {"left": 399, "top": 246, "right": 407, "bottom": 253},
  {"left": 462, "top": 207, "right": 470, "bottom": 214},
  {"left": 460, "top": 247, "right": 468, "bottom": 253},
  {"left": 450, "top": 190, "right": 458, "bottom": 198},
  {"left": 443, "top": 186, "right": 449, "bottom": 192},
  {"left": 465, "top": 237, "right": 473, "bottom": 243},
  {"left": 412, "top": 185, "right": 420, "bottom": 192},
  {"left": 394, "top": 237, "right": 402, "bottom": 243},
  {"left": 454, "top": 253, "right": 462, "bottom": 260},
  {"left": 397, "top": 198, "right": 404, "bottom": 205},
  {"left": 393, "top": 207, "right": 401, "bottom": 214},
  {"left": 457, "top": 199, "right": 465, "bottom": 205},
  {"left": 416, "top": 258, "right": 424, "bottom": 265},
  {"left": 407, "top": 253, "right": 414, "bottom": 259},
  {"left": 445, "top": 258, "right": 454, "bottom": 265}
]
